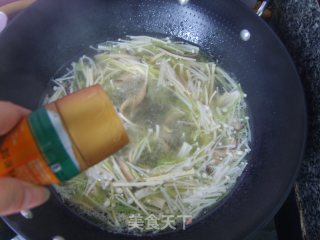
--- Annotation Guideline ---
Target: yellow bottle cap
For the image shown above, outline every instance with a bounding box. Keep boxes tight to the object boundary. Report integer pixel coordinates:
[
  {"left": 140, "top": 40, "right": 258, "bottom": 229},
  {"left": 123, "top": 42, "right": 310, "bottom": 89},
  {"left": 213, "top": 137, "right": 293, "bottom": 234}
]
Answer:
[{"left": 46, "top": 85, "right": 129, "bottom": 171}]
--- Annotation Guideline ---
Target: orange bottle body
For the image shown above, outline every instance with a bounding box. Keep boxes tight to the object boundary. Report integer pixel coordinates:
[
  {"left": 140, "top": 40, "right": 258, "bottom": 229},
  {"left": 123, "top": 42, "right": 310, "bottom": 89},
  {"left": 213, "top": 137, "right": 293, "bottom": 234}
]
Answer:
[{"left": 0, "top": 85, "right": 128, "bottom": 185}]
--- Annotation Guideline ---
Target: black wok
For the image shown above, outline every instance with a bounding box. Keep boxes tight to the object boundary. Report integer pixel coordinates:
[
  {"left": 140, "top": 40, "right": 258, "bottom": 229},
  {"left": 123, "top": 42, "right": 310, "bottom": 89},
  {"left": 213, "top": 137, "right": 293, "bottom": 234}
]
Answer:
[{"left": 0, "top": 0, "right": 306, "bottom": 239}]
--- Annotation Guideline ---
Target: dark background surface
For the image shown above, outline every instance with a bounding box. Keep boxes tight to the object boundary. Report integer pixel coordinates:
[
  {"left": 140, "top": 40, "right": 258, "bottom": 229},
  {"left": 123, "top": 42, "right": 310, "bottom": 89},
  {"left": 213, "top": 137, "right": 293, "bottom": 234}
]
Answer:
[{"left": 272, "top": 0, "right": 320, "bottom": 239}]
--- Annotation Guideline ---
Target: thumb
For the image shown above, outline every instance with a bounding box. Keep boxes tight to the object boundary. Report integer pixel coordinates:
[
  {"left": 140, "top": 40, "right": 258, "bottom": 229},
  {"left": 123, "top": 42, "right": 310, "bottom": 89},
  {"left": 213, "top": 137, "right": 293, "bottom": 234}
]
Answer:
[
  {"left": 0, "top": 178, "right": 50, "bottom": 216},
  {"left": 0, "top": 101, "right": 30, "bottom": 136}
]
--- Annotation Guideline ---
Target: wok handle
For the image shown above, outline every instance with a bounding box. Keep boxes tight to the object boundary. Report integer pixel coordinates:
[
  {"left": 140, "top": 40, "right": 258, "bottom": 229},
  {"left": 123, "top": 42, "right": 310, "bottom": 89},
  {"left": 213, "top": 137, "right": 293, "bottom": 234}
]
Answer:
[{"left": 0, "top": 0, "right": 36, "bottom": 16}]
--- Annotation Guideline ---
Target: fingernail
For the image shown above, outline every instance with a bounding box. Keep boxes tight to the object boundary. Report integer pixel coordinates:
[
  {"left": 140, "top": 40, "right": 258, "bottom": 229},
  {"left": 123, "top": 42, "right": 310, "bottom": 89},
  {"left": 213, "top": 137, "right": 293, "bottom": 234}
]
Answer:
[
  {"left": 22, "top": 187, "right": 51, "bottom": 210},
  {"left": 42, "top": 188, "right": 51, "bottom": 201}
]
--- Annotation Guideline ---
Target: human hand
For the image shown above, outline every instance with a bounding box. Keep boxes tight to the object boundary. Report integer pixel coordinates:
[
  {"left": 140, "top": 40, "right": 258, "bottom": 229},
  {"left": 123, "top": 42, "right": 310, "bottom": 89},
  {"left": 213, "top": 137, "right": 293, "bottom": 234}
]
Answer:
[{"left": 0, "top": 101, "right": 50, "bottom": 216}]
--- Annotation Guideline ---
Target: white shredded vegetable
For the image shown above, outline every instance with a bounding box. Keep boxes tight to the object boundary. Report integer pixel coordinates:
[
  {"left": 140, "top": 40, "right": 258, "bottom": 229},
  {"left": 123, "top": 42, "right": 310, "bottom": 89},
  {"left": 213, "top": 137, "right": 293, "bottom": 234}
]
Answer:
[{"left": 45, "top": 36, "right": 250, "bottom": 234}]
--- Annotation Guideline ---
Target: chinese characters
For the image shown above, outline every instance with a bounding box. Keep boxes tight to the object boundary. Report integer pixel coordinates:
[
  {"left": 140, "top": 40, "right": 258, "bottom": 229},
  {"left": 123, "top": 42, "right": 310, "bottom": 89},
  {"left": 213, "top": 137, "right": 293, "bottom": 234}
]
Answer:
[{"left": 127, "top": 214, "right": 192, "bottom": 231}]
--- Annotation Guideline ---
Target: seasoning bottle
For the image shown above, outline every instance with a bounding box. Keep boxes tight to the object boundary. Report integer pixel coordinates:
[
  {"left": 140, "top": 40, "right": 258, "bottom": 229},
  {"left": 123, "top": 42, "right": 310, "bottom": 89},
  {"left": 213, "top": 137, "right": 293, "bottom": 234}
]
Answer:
[{"left": 0, "top": 84, "right": 129, "bottom": 185}]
